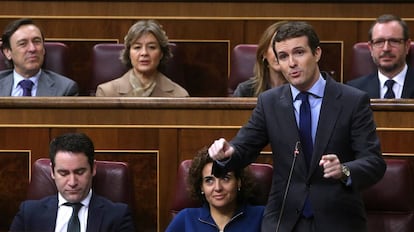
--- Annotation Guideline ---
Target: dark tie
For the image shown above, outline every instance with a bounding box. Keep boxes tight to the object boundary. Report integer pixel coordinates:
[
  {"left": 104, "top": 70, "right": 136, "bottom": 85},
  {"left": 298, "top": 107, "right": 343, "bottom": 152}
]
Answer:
[
  {"left": 64, "top": 202, "right": 83, "bottom": 232},
  {"left": 384, "top": 79, "right": 395, "bottom": 99},
  {"left": 296, "top": 92, "right": 314, "bottom": 218},
  {"left": 296, "top": 92, "right": 313, "bottom": 166},
  {"left": 19, "top": 79, "right": 34, "bottom": 96}
]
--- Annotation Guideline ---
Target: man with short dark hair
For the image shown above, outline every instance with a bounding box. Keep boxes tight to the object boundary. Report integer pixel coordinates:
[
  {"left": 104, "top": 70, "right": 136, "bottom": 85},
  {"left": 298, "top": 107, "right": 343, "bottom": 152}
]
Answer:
[
  {"left": 0, "top": 18, "right": 78, "bottom": 96},
  {"left": 10, "top": 133, "right": 135, "bottom": 232},
  {"left": 208, "top": 21, "right": 386, "bottom": 231}
]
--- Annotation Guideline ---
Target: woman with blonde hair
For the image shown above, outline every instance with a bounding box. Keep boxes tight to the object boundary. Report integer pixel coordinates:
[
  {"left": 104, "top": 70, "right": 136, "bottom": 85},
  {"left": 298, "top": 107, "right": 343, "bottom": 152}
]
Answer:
[{"left": 233, "top": 21, "right": 287, "bottom": 97}]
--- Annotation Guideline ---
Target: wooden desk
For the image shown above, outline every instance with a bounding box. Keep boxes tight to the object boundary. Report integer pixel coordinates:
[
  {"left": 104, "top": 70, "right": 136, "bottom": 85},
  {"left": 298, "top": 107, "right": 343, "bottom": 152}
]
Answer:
[{"left": 0, "top": 97, "right": 413, "bottom": 232}]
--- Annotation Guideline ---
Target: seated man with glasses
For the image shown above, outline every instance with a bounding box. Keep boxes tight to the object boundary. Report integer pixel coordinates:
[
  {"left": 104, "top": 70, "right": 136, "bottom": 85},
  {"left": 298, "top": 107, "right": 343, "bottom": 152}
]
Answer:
[{"left": 347, "top": 14, "right": 414, "bottom": 99}]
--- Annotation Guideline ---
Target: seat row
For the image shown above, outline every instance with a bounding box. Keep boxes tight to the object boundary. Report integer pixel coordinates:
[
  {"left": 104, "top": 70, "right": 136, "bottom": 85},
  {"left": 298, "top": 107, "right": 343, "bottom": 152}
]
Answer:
[
  {"left": 2, "top": 42, "right": 414, "bottom": 96},
  {"left": 27, "top": 157, "right": 414, "bottom": 232}
]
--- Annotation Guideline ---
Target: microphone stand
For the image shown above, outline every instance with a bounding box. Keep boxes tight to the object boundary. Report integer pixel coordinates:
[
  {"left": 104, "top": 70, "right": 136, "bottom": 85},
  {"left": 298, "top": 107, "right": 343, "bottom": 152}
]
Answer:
[{"left": 275, "top": 141, "right": 300, "bottom": 232}]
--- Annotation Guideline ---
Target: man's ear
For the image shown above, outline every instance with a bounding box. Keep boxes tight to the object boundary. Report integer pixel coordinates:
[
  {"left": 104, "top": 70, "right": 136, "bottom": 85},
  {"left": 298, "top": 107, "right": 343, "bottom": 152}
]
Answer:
[
  {"left": 50, "top": 162, "right": 55, "bottom": 180},
  {"left": 314, "top": 46, "right": 322, "bottom": 63},
  {"left": 92, "top": 160, "right": 97, "bottom": 177},
  {"left": 2, "top": 48, "right": 12, "bottom": 61},
  {"left": 368, "top": 41, "right": 375, "bottom": 56}
]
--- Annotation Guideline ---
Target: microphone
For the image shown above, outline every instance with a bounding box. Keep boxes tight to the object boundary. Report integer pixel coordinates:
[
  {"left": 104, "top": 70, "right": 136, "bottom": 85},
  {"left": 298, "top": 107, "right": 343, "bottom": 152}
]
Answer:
[
  {"left": 211, "top": 160, "right": 231, "bottom": 178},
  {"left": 276, "top": 141, "right": 300, "bottom": 232}
]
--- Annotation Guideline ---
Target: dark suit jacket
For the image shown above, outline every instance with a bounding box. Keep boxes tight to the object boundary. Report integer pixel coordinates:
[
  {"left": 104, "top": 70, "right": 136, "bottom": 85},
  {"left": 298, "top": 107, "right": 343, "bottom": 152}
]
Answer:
[
  {"left": 347, "top": 67, "right": 414, "bottom": 98},
  {"left": 232, "top": 78, "right": 256, "bottom": 97},
  {"left": 0, "top": 69, "right": 79, "bottom": 96},
  {"left": 225, "top": 74, "right": 386, "bottom": 232},
  {"left": 233, "top": 78, "right": 272, "bottom": 97},
  {"left": 9, "top": 193, "right": 135, "bottom": 232}
]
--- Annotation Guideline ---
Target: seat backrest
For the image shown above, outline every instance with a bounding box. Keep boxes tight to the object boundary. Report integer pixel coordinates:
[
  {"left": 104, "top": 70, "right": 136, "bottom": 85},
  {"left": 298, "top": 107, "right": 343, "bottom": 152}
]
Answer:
[
  {"left": 228, "top": 44, "right": 258, "bottom": 95},
  {"left": 169, "top": 159, "right": 273, "bottom": 217},
  {"left": 27, "top": 158, "right": 133, "bottom": 206},
  {"left": 349, "top": 42, "right": 414, "bottom": 81},
  {"left": 89, "top": 43, "right": 129, "bottom": 95},
  {"left": 0, "top": 42, "right": 71, "bottom": 77},
  {"left": 362, "top": 158, "right": 414, "bottom": 232}
]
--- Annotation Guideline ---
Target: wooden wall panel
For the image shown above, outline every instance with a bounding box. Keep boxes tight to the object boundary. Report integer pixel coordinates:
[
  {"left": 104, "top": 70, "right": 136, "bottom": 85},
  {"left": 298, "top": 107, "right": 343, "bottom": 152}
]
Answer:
[
  {"left": 0, "top": 152, "right": 30, "bottom": 231},
  {"left": 2, "top": 2, "right": 414, "bottom": 18},
  {"left": 179, "top": 128, "right": 240, "bottom": 160},
  {"left": 0, "top": 128, "right": 50, "bottom": 156},
  {"left": 69, "top": 128, "right": 160, "bottom": 150},
  {"left": 377, "top": 131, "right": 414, "bottom": 153}
]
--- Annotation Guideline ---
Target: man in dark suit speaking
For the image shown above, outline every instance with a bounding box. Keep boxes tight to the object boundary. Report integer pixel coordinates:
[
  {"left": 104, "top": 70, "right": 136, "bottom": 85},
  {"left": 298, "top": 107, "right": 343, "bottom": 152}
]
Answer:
[
  {"left": 208, "top": 21, "right": 386, "bottom": 232},
  {"left": 0, "top": 18, "right": 78, "bottom": 96},
  {"left": 9, "top": 133, "right": 135, "bottom": 232}
]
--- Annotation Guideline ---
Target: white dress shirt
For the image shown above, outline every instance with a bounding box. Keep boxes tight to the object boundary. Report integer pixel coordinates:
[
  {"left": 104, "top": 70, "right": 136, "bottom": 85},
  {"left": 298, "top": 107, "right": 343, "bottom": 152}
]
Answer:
[
  {"left": 54, "top": 190, "right": 92, "bottom": 232},
  {"left": 378, "top": 64, "right": 407, "bottom": 99}
]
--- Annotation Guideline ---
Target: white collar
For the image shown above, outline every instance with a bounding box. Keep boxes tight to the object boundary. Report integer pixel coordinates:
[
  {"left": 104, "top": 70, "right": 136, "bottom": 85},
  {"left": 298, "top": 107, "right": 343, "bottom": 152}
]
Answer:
[
  {"left": 58, "top": 189, "right": 92, "bottom": 208},
  {"left": 378, "top": 64, "right": 407, "bottom": 88}
]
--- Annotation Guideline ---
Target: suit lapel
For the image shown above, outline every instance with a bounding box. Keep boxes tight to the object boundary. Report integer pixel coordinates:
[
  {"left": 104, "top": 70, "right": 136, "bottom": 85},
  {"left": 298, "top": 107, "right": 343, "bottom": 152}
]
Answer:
[
  {"left": 309, "top": 77, "right": 342, "bottom": 177},
  {"left": 278, "top": 86, "right": 309, "bottom": 173},
  {"left": 402, "top": 67, "right": 414, "bottom": 98},
  {"left": 40, "top": 196, "right": 59, "bottom": 231},
  {"left": 86, "top": 194, "right": 104, "bottom": 232},
  {"left": 118, "top": 70, "right": 134, "bottom": 95},
  {"left": 367, "top": 73, "right": 381, "bottom": 98},
  {"left": 0, "top": 72, "right": 13, "bottom": 96},
  {"left": 37, "top": 71, "right": 56, "bottom": 96}
]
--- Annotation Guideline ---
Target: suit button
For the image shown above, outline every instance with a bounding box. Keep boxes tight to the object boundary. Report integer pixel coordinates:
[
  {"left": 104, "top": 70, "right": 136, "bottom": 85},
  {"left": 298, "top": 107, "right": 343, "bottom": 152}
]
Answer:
[{"left": 296, "top": 209, "right": 300, "bottom": 214}]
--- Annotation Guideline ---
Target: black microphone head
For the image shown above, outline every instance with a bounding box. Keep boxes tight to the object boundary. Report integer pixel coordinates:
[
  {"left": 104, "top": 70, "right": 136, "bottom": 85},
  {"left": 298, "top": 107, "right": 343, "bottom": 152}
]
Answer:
[{"left": 211, "top": 161, "right": 232, "bottom": 178}]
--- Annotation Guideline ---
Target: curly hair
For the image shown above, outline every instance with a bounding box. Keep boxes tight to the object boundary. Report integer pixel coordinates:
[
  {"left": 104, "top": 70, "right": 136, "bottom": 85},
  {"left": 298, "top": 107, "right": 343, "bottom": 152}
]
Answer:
[{"left": 187, "top": 147, "right": 255, "bottom": 205}]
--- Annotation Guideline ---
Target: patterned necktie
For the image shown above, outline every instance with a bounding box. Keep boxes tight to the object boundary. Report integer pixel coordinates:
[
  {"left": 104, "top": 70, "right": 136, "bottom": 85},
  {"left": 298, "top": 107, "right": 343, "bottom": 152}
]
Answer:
[
  {"left": 296, "top": 92, "right": 314, "bottom": 218},
  {"left": 384, "top": 79, "right": 396, "bottom": 99},
  {"left": 19, "top": 79, "right": 34, "bottom": 96},
  {"left": 64, "top": 202, "right": 83, "bottom": 232}
]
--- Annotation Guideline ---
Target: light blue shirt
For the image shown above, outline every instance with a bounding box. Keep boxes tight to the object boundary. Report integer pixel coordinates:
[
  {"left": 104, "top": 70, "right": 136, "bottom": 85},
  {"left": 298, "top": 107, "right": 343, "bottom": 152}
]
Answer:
[
  {"left": 291, "top": 74, "right": 326, "bottom": 144},
  {"left": 11, "top": 69, "right": 41, "bottom": 96}
]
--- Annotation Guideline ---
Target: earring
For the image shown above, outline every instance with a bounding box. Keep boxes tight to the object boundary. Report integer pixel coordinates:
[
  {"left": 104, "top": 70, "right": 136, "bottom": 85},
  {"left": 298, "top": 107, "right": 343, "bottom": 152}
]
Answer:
[
  {"left": 201, "top": 191, "right": 204, "bottom": 195},
  {"left": 238, "top": 187, "right": 241, "bottom": 191}
]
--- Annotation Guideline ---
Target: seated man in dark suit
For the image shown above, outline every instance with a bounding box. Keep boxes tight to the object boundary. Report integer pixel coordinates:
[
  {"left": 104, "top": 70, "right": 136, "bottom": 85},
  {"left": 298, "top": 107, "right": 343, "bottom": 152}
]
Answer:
[
  {"left": 9, "top": 133, "right": 135, "bottom": 232},
  {"left": 0, "top": 18, "right": 78, "bottom": 96},
  {"left": 347, "top": 14, "right": 414, "bottom": 98}
]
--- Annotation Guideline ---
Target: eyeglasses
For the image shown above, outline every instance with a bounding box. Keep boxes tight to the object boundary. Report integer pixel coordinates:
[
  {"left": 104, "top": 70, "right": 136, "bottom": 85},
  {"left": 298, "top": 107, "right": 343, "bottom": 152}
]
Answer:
[{"left": 370, "top": 38, "right": 406, "bottom": 48}]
